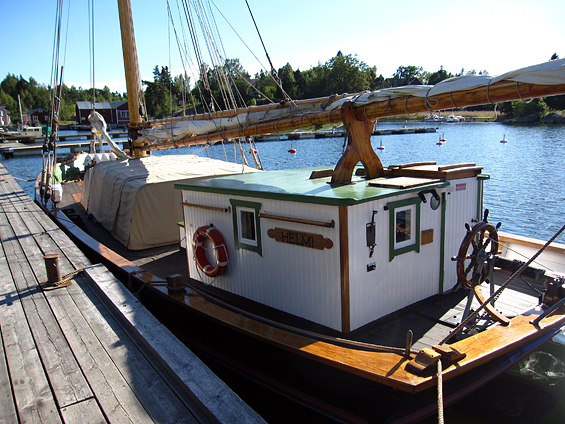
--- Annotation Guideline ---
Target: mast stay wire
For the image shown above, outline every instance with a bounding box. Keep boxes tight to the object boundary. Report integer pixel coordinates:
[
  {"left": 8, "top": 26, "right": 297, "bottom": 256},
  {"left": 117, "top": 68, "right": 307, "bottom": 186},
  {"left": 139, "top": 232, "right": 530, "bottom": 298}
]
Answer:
[
  {"left": 243, "top": 0, "right": 290, "bottom": 101},
  {"left": 209, "top": 0, "right": 286, "bottom": 104},
  {"left": 192, "top": 0, "right": 236, "bottom": 112},
  {"left": 167, "top": 0, "right": 285, "bottom": 166},
  {"left": 169, "top": 0, "right": 202, "bottom": 114},
  {"left": 88, "top": 0, "right": 96, "bottom": 106}
]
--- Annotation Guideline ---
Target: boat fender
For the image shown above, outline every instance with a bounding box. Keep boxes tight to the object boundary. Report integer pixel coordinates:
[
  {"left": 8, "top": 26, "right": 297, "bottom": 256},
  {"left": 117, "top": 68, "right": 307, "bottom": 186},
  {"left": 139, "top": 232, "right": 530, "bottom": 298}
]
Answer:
[{"left": 193, "top": 225, "right": 229, "bottom": 277}]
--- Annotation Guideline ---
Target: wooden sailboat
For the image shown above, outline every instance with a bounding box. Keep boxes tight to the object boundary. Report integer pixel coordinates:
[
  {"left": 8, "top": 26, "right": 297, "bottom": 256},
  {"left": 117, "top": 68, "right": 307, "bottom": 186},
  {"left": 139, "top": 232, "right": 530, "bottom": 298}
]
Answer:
[{"left": 35, "top": 1, "right": 565, "bottom": 422}]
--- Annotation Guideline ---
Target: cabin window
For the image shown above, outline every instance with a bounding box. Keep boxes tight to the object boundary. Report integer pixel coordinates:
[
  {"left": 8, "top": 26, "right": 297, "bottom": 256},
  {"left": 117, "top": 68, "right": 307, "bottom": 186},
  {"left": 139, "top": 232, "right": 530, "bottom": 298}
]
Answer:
[
  {"left": 387, "top": 197, "right": 421, "bottom": 261},
  {"left": 119, "top": 110, "right": 129, "bottom": 118},
  {"left": 395, "top": 207, "right": 413, "bottom": 247},
  {"left": 230, "top": 199, "right": 262, "bottom": 256}
]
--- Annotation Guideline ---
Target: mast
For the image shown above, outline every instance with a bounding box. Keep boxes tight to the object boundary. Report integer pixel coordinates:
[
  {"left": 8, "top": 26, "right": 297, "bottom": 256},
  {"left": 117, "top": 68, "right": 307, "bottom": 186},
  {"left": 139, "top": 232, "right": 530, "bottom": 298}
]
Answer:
[
  {"left": 117, "top": 0, "right": 145, "bottom": 157},
  {"left": 18, "top": 94, "right": 23, "bottom": 129}
]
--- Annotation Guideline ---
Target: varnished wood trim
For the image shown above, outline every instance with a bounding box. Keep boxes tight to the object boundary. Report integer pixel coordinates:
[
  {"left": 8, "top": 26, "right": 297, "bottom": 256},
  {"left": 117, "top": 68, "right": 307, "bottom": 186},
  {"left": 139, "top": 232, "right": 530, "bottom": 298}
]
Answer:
[
  {"left": 339, "top": 206, "right": 350, "bottom": 333},
  {"left": 499, "top": 231, "right": 565, "bottom": 255},
  {"left": 438, "top": 163, "right": 476, "bottom": 171},
  {"left": 260, "top": 212, "right": 335, "bottom": 228},
  {"left": 398, "top": 161, "right": 437, "bottom": 169},
  {"left": 181, "top": 202, "right": 230, "bottom": 213},
  {"left": 309, "top": 169, "right": 334, "bottom": 179}
]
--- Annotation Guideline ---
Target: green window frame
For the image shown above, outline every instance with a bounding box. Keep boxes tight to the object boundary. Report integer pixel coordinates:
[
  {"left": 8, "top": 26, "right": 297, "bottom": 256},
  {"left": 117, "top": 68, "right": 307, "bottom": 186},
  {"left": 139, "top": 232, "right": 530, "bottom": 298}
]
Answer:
[
  {"left": 230, "top": 199, "right": 262, "bottom": 256},
  {"left": 387, "top": 197, "right": 421, "bottom": 261}
]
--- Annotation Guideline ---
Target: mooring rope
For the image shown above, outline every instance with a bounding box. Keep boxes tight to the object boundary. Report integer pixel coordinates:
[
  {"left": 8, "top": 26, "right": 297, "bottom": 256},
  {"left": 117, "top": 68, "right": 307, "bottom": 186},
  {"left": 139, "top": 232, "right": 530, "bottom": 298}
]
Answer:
[
  {"left": 187, "top": 281, "right": 419, "bottom": 355},
  {"left": 42, "top": 268, "right": 84, "bottom": 290},
  {"left": 437, "top": 359, "right": 444, "bottom": 424}
]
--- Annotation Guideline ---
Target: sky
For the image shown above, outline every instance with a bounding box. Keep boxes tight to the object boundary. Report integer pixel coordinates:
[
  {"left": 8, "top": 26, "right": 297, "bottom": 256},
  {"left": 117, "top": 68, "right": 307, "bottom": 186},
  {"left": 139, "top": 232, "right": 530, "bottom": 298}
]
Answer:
[{"left": 1, "top": 0, "right": 564, "bottom": 94}]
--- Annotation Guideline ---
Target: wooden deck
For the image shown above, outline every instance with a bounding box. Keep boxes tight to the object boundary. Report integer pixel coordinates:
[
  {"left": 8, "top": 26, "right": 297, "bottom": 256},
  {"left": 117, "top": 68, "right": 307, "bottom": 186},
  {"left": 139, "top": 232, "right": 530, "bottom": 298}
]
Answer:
[{"left": 0, "top": 164, "right": 264, "bottom": 423}]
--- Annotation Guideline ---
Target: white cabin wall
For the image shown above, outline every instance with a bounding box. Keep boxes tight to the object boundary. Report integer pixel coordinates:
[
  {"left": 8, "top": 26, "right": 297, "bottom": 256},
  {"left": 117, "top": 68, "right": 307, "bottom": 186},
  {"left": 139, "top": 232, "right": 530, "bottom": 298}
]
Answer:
[
  {"left": 348, "top": 192, "right": 443, "bottom": 330},
  {"left": 442, "top": 177, "right": 480, "bottom": 293},
  {"left": 182, "top": 191, "right": 342, "bottom": 330}
]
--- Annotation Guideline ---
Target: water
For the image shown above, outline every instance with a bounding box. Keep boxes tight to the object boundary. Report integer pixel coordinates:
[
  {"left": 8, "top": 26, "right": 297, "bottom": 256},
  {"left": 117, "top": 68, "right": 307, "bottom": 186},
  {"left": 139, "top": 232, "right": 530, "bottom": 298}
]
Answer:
[{"left": 3, "top": 121, "right": 565, "bottom": 422}]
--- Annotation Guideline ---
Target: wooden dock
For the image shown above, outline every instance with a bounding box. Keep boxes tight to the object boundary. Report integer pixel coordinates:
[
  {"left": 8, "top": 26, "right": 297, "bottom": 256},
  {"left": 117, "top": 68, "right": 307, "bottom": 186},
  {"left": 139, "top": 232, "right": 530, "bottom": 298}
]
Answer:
[
  {"left": 0, "top": 140, "right": 126, "bottom": 158},
  {"left": 0, "top": 164, "right": 264, "bottom": 423},
  {"left": 256, "top": 126, "right": 437, "bottom": 140}
]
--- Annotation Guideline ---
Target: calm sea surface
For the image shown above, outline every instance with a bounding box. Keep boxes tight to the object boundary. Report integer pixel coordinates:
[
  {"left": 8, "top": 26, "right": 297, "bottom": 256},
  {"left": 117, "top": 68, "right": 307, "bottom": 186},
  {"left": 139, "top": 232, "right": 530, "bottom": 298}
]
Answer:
[{"left": 2, "top": 121, "right": 565, "bottom": 422}]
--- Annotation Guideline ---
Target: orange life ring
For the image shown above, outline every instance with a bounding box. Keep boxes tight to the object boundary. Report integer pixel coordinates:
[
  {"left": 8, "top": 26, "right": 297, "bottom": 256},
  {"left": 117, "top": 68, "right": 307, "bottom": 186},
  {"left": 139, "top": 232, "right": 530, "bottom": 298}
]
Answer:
[{"left": 192, "top": 225, "right": 229, "bottom": 277}]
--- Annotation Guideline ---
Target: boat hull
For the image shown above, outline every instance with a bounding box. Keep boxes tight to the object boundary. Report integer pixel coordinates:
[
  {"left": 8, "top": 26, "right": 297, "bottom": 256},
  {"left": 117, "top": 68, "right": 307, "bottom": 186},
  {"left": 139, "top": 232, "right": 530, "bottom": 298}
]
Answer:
[{"left": 34, "top": 190, "right": 565, "bottom": 423}]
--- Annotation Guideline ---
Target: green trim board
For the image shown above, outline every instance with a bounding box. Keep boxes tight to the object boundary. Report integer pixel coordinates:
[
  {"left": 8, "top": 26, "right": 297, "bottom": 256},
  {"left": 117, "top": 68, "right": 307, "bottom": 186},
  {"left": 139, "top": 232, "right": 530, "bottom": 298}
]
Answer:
[
  {"left": 230, "top": 199, "right": 263, "bottom": 256},
  {"left": 439, "top": 192, "right": 447, "bottom": 293},
  {"left": 477, "top": 173, "right": 490, "bottom": 220},
  {"left": 387, "top": 197, "right": 421, "bottom": 262},
  {"left": 175, "top": 167, "right": 449, "bottom": 208}
]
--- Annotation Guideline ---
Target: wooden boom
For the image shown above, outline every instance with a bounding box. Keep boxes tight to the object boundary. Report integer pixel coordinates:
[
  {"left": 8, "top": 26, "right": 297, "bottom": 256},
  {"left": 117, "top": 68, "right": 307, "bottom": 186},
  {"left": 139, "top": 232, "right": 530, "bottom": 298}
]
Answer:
[{"left": 137, "top": 80, "right": 565, "bottom": 153}]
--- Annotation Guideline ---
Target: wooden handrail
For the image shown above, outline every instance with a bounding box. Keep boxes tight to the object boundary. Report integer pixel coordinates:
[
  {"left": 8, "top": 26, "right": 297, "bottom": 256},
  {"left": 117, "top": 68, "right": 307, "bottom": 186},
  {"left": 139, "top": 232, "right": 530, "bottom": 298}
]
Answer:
[
  {"left": 181, "top": 202, "right": 231, "bottom": 213},
  {"left": 260, "top": 212, "right": 335, "bottom": 228}
]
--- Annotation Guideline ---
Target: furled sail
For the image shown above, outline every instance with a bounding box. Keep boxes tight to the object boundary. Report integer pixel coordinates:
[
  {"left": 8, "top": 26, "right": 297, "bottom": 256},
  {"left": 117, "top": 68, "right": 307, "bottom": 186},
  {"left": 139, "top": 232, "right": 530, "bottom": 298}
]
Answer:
[
  {"left": 329, "top": 58, "right": 565, "bottom": 109},
  {"left": 132, "top": 58, "right": 565, "bottom": 152}
]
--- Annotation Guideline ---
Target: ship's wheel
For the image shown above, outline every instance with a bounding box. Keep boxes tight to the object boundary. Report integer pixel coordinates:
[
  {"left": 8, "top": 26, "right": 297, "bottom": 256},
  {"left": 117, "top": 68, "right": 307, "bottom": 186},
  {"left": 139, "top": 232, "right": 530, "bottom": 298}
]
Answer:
[{"left": 454, "top": 210, "right": 510, "bottom": 326}]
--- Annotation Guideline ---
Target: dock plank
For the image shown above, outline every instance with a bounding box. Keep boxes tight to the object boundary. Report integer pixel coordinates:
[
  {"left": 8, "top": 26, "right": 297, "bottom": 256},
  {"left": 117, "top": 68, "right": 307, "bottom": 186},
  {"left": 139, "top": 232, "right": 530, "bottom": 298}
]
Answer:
[
  {"left": 0, "top": 163, "right": 265, "bottom": 424},
  {"left": 0, "top": 337, "right": 17, "bottom": 424},
  {"left": 60, "top": 398, "right": 107, "bottom": 424},
  {"left": 13, "top": 190, "right": 202, "bottom": 422},
  {"left": 0, "top": 189, "right": 95, "bottom": 409},
  {"left": 0, "top": 246, "right": 61, "bottom": 423},
  {"left": 85, "top": 263, "right": 264, "bottom": 424},
  {"left": 1, "top": 173, "right": 195, "bottom": 423}
]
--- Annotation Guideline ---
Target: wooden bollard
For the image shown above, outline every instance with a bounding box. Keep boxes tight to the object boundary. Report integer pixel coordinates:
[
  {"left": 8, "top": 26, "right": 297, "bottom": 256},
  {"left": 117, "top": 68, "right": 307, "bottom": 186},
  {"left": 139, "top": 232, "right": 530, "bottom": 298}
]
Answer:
[
  {"left": 166, "top": 274, "right": 185, "bottom": 294},
  {"left": 44, "top": 254, "right": 62, "bottom": 285}
]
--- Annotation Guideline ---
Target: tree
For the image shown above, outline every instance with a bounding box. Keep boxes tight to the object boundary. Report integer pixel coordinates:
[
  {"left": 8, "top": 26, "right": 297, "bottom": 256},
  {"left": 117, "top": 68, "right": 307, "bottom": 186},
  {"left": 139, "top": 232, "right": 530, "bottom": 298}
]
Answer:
[
  {"left": 277, "top": 63, "right": 296, "bottom": 100},
  {"left": 390, "top": 65, "right": 423, "bottom": 86},
  {"left": 511, "top": 98, "right": 549, "bottom": 118},
  {"left": 427, "top": 66, "right": 452, "bottom": 85},
  {"left": 143, "top": 66, "right": 173, "bottom": 118},
  {"left": 293, "top": 69, "right": 307, "bottom": 99},
  {"left": 545, "top": 53, "right": 565, "bottom": 110},
  {"left": 252, "top": 69, "right": 278, "bottom": 104},
  {"left": 326, "top": 51, "right": 371, "bottom": 94}
]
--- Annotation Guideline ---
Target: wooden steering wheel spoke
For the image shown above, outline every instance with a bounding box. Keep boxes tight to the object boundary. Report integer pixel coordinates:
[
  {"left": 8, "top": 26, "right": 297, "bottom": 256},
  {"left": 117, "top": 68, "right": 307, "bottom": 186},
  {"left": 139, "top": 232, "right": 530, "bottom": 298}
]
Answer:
[{"left": 455, "top": 216, "right": 508, "bottom": 325}]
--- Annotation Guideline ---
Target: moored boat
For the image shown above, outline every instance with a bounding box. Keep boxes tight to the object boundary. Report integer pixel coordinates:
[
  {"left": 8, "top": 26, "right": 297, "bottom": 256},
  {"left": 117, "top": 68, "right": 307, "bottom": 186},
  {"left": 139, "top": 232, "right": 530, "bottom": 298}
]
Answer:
[
  {"left": 2, "top": 125, "right": 43, "bottom": 142},
  {"left": 34, "top": 1, "right": 565, "bottom": 422}
]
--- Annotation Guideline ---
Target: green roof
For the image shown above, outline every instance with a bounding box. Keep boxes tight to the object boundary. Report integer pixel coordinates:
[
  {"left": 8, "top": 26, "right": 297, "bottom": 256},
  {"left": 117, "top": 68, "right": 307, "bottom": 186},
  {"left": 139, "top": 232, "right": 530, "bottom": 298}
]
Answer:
[{"left": 174, "top": 167, "right": 450, "bottom": 207}]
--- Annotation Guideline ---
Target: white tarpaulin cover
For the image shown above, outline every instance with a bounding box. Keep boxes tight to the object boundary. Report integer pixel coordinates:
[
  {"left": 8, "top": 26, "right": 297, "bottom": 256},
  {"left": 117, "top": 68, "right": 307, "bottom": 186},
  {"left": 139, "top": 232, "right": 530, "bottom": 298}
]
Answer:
[{"left": 82, "top": 155, "right": 258, "bottom": 250}]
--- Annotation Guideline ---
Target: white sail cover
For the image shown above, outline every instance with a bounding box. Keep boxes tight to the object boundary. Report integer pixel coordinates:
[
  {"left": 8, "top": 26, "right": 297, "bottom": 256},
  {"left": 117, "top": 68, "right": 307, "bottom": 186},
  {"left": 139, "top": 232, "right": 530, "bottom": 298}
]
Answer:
[
  {"left": 329, "top": 58, "right": 565, "bottom": 110},
  {"left": 138, "top": 99, "right": 330, "bottom": 143},
  {"left": 82, "top": 155, "right": 258, "bottom": 250},
  {"left": 136, "top": 58, "right": 565, "bottom": 145}
]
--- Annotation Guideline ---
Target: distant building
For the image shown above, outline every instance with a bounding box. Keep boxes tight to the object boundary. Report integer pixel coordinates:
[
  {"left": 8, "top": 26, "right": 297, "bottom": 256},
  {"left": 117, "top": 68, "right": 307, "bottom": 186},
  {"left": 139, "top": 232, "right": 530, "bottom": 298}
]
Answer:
[
  {"left": 112, "top": 100, "right": 129, "bottom": 127},
  {"left": 76, "top": 100, "right": 129, "bottom": 128},
  {"left": 0, "top": 105, "right": 10, "bottom": 126},
  {"left": 26, "top": 108, "right": 50, "bottom": 125}
]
